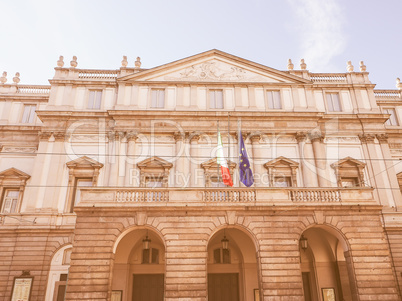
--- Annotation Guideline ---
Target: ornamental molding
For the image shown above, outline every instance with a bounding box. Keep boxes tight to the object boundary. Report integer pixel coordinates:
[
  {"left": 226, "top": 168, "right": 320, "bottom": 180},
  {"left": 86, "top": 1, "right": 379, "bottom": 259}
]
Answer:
[
  {"left": 71, "top": 134, "right": 106, "bottom": 142},
  {"left": 164, "top": 61, "right": 267, "bottom": 82},
  {"left": 324, "top": 137, "right": 360, "bottom": 143},
  {"left": 1, "top": 146, "right": 37, "bottom": 153}
]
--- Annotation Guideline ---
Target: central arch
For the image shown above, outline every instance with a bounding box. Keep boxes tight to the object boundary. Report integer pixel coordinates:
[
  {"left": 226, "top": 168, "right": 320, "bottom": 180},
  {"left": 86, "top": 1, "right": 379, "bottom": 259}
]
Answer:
[
  {"left": 207, "top": 227, "right": 260, "bottom": 301},
  {"left": 112, "top": 227, "right": 166, "bottom": 301}
]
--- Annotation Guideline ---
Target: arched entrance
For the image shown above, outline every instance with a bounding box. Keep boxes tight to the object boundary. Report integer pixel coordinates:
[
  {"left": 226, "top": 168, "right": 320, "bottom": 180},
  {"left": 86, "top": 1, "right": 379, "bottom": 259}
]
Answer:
[
  {"left": 112, "top": 228, "right": 165, "bottom": 301},
  {"left": 300, "top": 227, "right": 355, "bottom": 301},
  {"left": 45, "top": 244, "right": 72, "bottom": 301},
  {"left": 207, "top": 228, "right": 259, "bottom": 301}
]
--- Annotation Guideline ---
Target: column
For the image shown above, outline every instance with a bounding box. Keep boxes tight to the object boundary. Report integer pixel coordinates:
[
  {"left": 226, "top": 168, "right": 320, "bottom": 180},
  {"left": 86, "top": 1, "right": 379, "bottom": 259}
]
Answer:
[
  {"left": 118, "top": 133, "right": 127, "bottom": 186},
  {"left": 108, "top": 131, "right": 119, "bottom": 187},
  {"left": 22, "top": 132, "right": 52, "bottom": 211},
  {"left": 45, "top": 132, "right": 69, "bottom": 210},
  {"left": 309, "top": 130, "right": 331, "bottom": 187},
  {"left": 125, "top": 131, "right": 138, "bottom": 187},
  {"left": 174, "top": 132, "right": 186, "bottom": 187},
  {"left": 295, "top": 132, "right": 318, "bottom": 187},
  {"left": 249, "top": 132, "right": 264, "bottom": 187},
  {"left": 183, "top": 133, "right": 191, "bottom": 188},
  {"left": 376, "top": 134, "right": 402, "bottom": 208},
  {"left": 189, "top": 132, "right": 202, "bottom": 187},
  {"left": 359, "top": 134, "right": 390, "bottom": 206}
]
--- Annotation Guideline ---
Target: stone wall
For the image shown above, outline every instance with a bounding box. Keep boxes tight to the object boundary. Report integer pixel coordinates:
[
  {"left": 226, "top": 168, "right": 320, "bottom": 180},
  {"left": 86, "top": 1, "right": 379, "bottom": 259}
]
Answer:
[
  {"left": 0, "top": 229, "right": 74, "bottom": 301},
  {"left": 64, "top": 204, "right": 400, "bottom": 301}
]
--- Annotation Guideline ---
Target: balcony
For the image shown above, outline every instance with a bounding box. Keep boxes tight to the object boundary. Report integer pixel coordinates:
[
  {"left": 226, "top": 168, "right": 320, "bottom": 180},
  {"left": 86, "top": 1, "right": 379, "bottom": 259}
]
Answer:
[{"left": 78, "top": 187, "right": 375, "bottom": 208}]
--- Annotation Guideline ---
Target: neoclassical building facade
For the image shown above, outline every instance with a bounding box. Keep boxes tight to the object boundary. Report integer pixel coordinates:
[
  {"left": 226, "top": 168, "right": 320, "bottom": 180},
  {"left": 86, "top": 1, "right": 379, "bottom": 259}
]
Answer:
[{"left": 1, "top": 50, "right": 402, "bottom": 301}]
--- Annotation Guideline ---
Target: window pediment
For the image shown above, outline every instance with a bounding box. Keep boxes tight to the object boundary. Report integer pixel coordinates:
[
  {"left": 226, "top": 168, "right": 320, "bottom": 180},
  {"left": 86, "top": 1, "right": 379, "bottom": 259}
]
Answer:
[
  {"left": 66, "top": 156, "right": 104, "bottom": 169},
  {"left": 330, "top": 156, "right": 366, "bottom": 169},
  {"left": 331, "top": 157, "right": 366, "bottom": 187},
  {"left": 137, "top": 156, "right": 173, "bottom": 171},
  {"left": 137, "top": 157, "right": 173, "bottom": 188},
  {"left": 264, "top": 156, "right": 299, "bottom": 187},
  {"left": 201, "top": 158, "right": 236, "bottom": 187},
  {"left": 0, "top": 168, "right": 31, "bottom": 185}
]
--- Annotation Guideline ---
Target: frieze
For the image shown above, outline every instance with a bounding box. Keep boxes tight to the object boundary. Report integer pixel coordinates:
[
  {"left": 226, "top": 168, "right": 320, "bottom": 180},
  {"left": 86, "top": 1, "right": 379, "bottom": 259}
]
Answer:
[
  {"left": 71, "top": 135, "right": 107, "bottom": 142},
  {"left": 164, "top": 61, "right": 267, "bottom": 82},
  {"left": 324, "top": 137, "right": 360, "bottom": 143},
  {"left": 389, "top": 143, "right": 402, "bottom": 149},
  {"left": 1, "top": 146, "right": 37, "bottom": 153}
]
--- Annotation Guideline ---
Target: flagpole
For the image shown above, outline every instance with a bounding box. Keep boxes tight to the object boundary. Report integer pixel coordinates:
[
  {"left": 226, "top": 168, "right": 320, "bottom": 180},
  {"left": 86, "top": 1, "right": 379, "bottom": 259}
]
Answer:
[
  {"left": 238, "top": 118, "right": 241, "bottom": 187},
  {"left": 228, "top": 112, "right": 230, "bottom": 166},
  {"left": 217, "top": 120, "right": 220, "bottom": 185}
]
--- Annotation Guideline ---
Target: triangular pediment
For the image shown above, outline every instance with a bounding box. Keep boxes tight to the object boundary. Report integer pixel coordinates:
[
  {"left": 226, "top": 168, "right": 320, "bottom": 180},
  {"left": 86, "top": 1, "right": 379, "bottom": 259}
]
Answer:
[
  {"left": 66, "top": 156, "right": 104, "bottom": 169},
  {"left": 264, "top": 156, "right": 299, "bottom": 168},
  {"left": 331, "top": 157, "right": 366, "bottom": 169},
  {"left": 137, "top": 156, "right": 173, "bottom": 169},
  {"left": 0, "top": 168, "right": 30, "bottom": 180},
  {"left": 119, "top": 49, "right": 310, "bottom": 84},
  {"left": 201, "top": 157, "right": 236, "bottom": 169}
]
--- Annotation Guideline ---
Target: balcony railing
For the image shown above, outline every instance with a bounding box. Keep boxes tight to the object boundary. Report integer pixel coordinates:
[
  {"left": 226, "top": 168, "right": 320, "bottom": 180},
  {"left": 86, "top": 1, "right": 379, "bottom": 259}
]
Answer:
[
  {"left": 289, "top": 189, "right": 341, "bottom": 202},
  {"left": 16, "top": 85, "right": 51, "bottom": 94},
  {"left": 310, "top": 73, "right": 348, "bottom": 83},
  {"left": 79, "top": 187, "right": 374, "bottom": 207},
  {"left": 78, "top": 69, "right": 119, "bottom": 80},
  {"left": 374, "top": 90, "right": 401, "bottom": 100}
]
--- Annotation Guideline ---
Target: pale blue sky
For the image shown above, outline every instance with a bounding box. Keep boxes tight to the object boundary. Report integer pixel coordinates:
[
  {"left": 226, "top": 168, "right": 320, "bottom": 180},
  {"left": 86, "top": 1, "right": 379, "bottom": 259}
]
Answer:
[{"left": 0, "top": 0, "right": 401, "bottom": 88}]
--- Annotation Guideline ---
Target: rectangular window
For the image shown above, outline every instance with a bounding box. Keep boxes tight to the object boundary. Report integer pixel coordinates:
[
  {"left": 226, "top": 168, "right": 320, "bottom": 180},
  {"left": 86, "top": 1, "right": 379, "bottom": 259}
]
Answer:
[
  {"left": 73, "top": 178, "right": 93, "bottom": 206},
  {"left": 146, "top": 178, "right": 163, "bottom": 188},
  {"left": 210, "top": 176, "right": 226, "bottom": 188},
  {"left": 326, "top": 93, "right": 341, "bottom": 112},
  {"left": 1, "top": 189, "right": 19, "bottom": 213},
  {"left": 210, "top": 90, "right": 223, "bottom": 109},
  {"left": 341, "top": 177, "right": 358, "bottom": 188},
  {"left": 383, "top": 108, "right": 399, "bottom": 126},
  {"left": 142, "top": 248, "right": 159, "bottom": 264},
  {"left": 151, "top": 89, "right": 165, "bottom": 108},
  {"left": 88, "top": 90, "right": 102, "bottom": 109},
  {"left": 21, "top": 104, "right": 36, "bottom": 123},
  {"left": 267, "top": 91, "right": 282, "bottom": 109},
  {"left": 274, "top": 176, "right": 291, "bottom": 187},
  {"left": 142, "top": 249, "right": 150, "bottom": 264}
]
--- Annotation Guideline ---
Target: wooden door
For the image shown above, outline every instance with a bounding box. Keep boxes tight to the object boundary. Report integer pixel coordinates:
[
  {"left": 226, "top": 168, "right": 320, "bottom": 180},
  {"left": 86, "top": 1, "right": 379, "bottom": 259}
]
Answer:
[
  {"left": 132, "top": 274, "right": 164, "bottom": 301},
  {"left": 208, "top": 273, "right": 239, "bottom": 301}
]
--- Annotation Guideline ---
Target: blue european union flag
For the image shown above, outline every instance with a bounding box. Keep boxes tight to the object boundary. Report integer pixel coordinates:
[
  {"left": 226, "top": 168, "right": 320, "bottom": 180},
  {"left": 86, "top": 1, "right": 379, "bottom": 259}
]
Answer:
[{"left": 239, "top": 131, "right": 254, "bottom": 187}]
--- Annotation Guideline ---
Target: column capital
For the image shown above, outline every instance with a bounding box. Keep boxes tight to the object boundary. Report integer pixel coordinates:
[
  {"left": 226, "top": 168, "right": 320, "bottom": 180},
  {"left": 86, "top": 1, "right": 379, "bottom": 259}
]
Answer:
[
  {"left": 189, "top": 131, "right": 202, "bottom": 143},
  {"left": 174, "top": 131, "right": 186, "bottom": 142},
  {"left": 38, "top": 131, "right": 52, "bottom": 141},
  {"left": 376, "top": 133, "right": 389, "bottom": 144},
  {"left": 295, "top": 131, "right": 307, "bottom": 143},
  {"left": 358, "top": 133, "right": 376, "bottom": 143},
  {"left": 234, "top": 132, "right": 247, "bottom": 142},
  {"left": 308, "top": 129, "right": 324, "bottom": 142},
  {"left": 53, "top": 132, "right": 68, "bottom": 141},
  {"left": 107, "top": 131, "right": 116, "bottom": 142},
  {"left": 126, "top": 131, "right": 138, "bottom": 141},
  {"left": 249, "top": 131, "right": 263, "bottom": 143}
]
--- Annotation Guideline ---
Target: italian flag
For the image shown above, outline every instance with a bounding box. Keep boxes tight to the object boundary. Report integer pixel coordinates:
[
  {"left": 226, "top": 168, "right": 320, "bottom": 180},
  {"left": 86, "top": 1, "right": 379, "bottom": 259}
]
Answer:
[{"left": 217, "top": 130, "right": 233, "bottom": 186}]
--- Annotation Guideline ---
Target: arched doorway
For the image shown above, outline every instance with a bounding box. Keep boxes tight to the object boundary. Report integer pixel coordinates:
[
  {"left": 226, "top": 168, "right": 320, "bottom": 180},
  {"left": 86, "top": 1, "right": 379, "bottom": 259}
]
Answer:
[
  {"left": 300, "top": 227, "right": 355, "bottom": 301},
  {"left": 207, "top": 228, "right": 259, "bottom": 301},
  {"left": 45, "top": 244, "right": 72, "bottom": 301},
  {"left": 113, "top": 228, "right": 165, "bottom": 301}
]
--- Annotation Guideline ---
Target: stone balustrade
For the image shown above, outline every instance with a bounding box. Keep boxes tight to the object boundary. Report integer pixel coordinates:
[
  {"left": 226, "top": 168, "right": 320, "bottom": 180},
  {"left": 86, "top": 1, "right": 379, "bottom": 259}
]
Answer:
[
  {"left": 289, "top": 188, "right": 341, "bottom": 202},
  {"left": 374, "top": 89, "right": 401, "bottom": 100},
  {"left": 78, "top": 69, "right": 119, "bottom": 80},
  {"left": 310, "top": 73, "right": 348, "bottom": 83},
  {"left": 17, "top": 85, "right": 51, "bottom": 94},
  {"left": 78, "top": 187, "right": 375, "bottom": 207}
]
